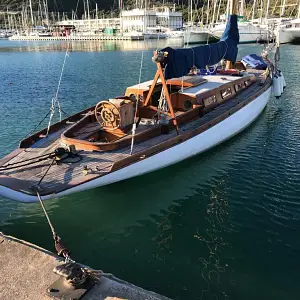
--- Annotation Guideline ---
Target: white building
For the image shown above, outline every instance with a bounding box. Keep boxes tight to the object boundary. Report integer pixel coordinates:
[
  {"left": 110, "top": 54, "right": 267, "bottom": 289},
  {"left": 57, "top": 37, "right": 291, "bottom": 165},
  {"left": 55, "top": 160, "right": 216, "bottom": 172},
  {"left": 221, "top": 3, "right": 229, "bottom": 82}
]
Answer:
[
  {"left": 121, "top": 9, "right": 156, "bottom": 33},
  {"left": 121, "top": 8, "right": 183, "bottom": 32},
  {"left": 56, "top": 8, "right": 183, "bottom": 34},
  {"left": 57, "top": 18, "right": 121, "bottom": 33},
  {"left": 156, "top": 7, "right": 183, "bottom": 30}
]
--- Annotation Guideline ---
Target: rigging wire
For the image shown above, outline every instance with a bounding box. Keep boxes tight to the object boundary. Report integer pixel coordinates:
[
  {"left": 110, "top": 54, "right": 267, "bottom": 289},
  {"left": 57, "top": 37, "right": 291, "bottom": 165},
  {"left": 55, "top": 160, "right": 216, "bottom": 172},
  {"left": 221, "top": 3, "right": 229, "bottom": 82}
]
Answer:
[
  {"left": 45, "top": 0, "right": 80, "bottom": 137},
  {"left": 46, "top": 46, "right": 70, "bottom": 136},
  {"left": 8, "top": 108, "right": 69, "bottom": 151},
  {"left": 130, "top": 49, "right": 144, "bottom": 155}
]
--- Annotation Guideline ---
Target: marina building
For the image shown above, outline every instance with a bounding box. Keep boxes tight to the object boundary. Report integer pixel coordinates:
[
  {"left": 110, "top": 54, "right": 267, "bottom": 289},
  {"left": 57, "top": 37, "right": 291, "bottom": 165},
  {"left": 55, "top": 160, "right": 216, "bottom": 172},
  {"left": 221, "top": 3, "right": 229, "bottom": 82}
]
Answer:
[
  {"left": 156, "top": 8, "right": 183, "bottom": 30},
  {"left": 56, "top": 7, "right": 183, "bottom": 34},
  {"left": 121, "top": 9, "right": 156, "bottom": 33},
  {"left": 56, "top": 18, "right": 121, "bottom": 33}
]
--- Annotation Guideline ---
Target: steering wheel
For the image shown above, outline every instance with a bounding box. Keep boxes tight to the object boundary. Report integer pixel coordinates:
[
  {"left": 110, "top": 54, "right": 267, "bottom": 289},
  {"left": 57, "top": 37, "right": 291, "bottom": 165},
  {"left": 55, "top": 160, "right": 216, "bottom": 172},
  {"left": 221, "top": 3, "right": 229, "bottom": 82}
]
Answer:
[{"left": 95, "top": 101, "right": 121, "bottom": 130}]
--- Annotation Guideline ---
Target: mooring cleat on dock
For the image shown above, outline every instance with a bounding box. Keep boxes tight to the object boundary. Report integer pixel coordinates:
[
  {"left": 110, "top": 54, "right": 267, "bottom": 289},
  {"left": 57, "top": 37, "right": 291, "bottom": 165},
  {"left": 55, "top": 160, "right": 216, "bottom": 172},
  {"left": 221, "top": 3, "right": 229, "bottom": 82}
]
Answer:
[{"left": 47, "top": 262, "right": 97, "bottom": 299}]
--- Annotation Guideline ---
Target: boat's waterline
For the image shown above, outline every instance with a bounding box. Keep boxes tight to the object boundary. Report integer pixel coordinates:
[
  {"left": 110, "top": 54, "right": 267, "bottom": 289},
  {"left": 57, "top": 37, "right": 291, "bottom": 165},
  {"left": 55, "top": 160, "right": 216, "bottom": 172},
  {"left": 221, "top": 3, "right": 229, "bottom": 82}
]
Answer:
[{"left": 1, "top": 87, "right": 272, "bottom": 203}]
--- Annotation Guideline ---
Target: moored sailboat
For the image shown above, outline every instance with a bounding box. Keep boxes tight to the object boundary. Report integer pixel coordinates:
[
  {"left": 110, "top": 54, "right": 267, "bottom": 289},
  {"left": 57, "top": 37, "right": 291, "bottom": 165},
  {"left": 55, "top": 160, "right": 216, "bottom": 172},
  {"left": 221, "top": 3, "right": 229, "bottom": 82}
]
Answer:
[
  {"left": 277, "top": 18, "right": 300, "bottom": 44},
  {"left": 211, "top": 20, "right": 270, "bottom": 43},
  {"left": 0, "top": 3, "right": 285, "bottom": 202}
]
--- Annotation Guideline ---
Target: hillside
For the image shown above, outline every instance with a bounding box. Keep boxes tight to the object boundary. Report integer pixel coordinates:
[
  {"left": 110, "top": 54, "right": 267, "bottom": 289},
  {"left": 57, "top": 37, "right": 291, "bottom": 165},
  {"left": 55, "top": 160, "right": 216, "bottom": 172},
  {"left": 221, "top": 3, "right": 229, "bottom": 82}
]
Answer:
[
  {"left": 0, "top": 0, "right": 297, "bottom": 20},
  {"left": 0, "top": 0, "right": 120, "bottom": 12},
  {"left": 0, "top": 0, "right": 188, "bottom": 13}
]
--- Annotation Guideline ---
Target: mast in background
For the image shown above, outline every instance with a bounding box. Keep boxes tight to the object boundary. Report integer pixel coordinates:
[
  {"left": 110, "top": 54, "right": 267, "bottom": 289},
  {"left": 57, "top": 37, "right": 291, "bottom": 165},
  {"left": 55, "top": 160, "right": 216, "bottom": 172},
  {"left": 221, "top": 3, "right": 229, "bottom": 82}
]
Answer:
[
  {"left": 216, "top": 0, "right": 222, "bottom": 24},
  {"left": 87, "top": 0, "right": 91, "bottom": 32},
  {"left": 189, "top": 0, "right": 193, "bottom": 24},
  {"left": 43, "top": 0, "right": 49, "bottom": 26},
  {"left": 119, "top": 0, "right": 123, "bottom": 33},
  {"left": 96, "top": 3, "right": 98, "bottom": 28},
  {"left": 29, "top": 0, "right": 34, "bottom": 26},
  {"left": 281, "top": 0, "right": 286, "bottom": 17},
  {"left": 226, "top": 0, "right": 230, "bottom": 21},
  {"left": 212, "top": 0, "right": 218, "bottom": 26},
  {"left": 259, "top": 0, "right": 263, "bottom": 22},
  {"left": 265, "top": 0, "right": 270, "bottom": 22},
  {"left": 252, "top": 0, "right": 256, "bottom": 20},
  {"left": 240, "top": 0, "right": 244, "bottom": 17}
]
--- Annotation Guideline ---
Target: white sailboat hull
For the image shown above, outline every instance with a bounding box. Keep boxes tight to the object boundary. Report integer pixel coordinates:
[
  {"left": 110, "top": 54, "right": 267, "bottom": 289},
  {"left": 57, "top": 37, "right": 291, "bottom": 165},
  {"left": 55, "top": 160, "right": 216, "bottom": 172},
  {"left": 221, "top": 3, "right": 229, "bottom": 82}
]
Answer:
[
  {"left": 0, "top": 87, "right": 272, "bottom": 203},
  {"left": 278, "top": 28, "right": 300, "bottom": 43},
  {"left": 184, "top": 30, "right": 210, "bottom": 44},
  {"left": 212, "top": 23, "right": 269, "bottom": 43}
]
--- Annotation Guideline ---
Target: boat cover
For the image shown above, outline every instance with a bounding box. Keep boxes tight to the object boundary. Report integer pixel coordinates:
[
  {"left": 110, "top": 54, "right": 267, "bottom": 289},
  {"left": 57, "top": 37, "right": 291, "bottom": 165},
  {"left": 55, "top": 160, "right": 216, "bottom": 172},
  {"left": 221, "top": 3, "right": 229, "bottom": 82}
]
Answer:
[
  {"left": 241, "top": 54, "right": 268, "bottom": 70},
  {"left": 161, "top": 15, "right": 240, "bottom": 79}
]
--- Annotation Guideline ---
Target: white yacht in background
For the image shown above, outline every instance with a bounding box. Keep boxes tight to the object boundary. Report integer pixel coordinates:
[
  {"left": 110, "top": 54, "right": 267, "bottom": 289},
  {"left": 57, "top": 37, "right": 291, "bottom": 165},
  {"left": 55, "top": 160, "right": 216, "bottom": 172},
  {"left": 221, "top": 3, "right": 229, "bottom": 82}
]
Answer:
[
  {"left": 211, "top": 21, "right": 270, "bottom": 43},
  {"left": 0, "top": 31, "right": 7, "bottom": 38},
  {"left": 0, "top": 30, "right": 16, "bottom": 39},
  {"left": 277, "top": 18, "right": 300, "bottom": 43},
  {"left": 165, "top": 29, "right": 184, "bottom": 39},
  {"left": 183, "top": 0, "right": 213, "bottom": 44},
  {"left": 183, "top": 27, "right": 212, "bottom": 44},
  {"left": 143, "top": 28, "right": 167, "bottom": 39}
]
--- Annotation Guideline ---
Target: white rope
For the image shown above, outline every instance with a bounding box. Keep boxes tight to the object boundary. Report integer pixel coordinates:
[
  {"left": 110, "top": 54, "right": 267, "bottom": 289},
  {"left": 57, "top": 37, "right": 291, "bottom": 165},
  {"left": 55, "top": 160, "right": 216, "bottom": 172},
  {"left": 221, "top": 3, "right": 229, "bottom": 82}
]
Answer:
[
  {"left": 36, "top": 191, "right": 56, "bottom": 238},
  {"left": 130, "top": 50, "right": 144, "bottom": 155}
]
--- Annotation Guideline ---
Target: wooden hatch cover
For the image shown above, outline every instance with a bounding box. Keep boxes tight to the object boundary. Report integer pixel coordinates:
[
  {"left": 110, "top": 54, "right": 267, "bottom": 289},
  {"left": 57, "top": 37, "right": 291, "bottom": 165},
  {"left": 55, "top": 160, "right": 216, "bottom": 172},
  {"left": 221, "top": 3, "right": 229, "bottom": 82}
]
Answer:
[{"left": 167, "top": 76, "right": 208, "bottom": 88}]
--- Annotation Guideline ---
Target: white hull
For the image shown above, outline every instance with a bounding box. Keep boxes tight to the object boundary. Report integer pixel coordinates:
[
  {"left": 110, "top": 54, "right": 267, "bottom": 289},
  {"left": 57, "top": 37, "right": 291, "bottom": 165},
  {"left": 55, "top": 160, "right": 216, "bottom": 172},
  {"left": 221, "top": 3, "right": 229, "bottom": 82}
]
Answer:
[
  {"left": 274, "top": 18, "right": 300, "bottom": 43},
  {"left": 184, "top": 30, "right": 210, "bottom": 44},
  {"left": 212, "top": 23, "right": 269, "bottom": 43},
  {"left": 0, "top": 87, "right": 272, "bottom": 203},
  {"left": 278, "top": 28, "right": 300, "bottom": 43},
  {"left": 143, "top": 33, "right": 167, "bottom": 39}
]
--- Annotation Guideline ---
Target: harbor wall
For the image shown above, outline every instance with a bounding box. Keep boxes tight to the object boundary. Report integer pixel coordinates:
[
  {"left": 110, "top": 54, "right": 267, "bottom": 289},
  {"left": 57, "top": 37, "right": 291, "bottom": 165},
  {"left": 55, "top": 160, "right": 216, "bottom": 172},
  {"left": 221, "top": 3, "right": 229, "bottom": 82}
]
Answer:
[{"left": 0, "top": 232, "right": 171, "bottom": 300}]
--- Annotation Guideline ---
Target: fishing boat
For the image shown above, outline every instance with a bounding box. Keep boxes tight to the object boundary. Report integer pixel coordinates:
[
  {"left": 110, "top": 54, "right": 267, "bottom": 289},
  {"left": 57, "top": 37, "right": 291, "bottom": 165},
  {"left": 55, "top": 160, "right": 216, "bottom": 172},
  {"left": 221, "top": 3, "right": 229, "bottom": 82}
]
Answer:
[{"left": 0, "top": 11, "right": 284, "bottom": 202}]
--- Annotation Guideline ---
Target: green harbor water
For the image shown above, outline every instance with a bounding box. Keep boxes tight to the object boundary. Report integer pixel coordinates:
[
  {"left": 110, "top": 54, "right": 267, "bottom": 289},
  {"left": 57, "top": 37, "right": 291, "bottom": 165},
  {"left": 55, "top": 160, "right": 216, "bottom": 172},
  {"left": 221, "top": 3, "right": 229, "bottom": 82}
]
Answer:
[{"left": 0, "top": 39, "right": 300, "bottom": 300}]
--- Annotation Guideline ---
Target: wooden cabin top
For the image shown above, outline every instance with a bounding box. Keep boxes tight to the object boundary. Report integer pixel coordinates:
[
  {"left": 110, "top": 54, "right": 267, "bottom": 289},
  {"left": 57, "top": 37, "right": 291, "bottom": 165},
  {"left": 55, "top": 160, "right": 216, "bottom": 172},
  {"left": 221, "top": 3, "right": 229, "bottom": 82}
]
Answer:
[
  {"left": 180, "top": 75, "right": 249, "bottom": 96},
  {"left": 125, "top": 75, "right": 208, "bottom": 97},
  {"left": 125, "top": 79, "right": 161, "bottom": 97},
  {"left": 125, "top": 73, "right": 255, "bottom": 98},
  {"left": 166, "top": 76, "right": 208, "bottom": 87}
]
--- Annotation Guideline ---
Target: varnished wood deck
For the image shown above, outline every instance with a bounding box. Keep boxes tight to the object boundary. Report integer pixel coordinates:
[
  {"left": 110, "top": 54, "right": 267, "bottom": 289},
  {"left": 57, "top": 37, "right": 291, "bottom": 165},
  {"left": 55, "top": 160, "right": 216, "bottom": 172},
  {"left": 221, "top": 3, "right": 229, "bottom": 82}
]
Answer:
[{"left": 0, "top": 72, "right": 271, "bottom": 197}]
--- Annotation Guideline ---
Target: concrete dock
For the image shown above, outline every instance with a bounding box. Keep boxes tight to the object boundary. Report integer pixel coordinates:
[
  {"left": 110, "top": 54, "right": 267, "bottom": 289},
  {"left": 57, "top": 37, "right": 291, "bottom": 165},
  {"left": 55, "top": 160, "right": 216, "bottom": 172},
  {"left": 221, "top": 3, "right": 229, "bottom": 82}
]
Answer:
[{"left": 0, "top": 232, "right": 171, "bottom": 300}]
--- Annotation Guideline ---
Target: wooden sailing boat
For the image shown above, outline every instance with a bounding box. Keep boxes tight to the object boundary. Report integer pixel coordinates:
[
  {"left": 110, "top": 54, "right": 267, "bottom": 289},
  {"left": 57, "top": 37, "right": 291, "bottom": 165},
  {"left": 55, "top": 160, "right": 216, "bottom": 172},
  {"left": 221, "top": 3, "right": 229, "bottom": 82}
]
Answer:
[{"left": 0, "top": 1, "right": 282, "bottom": 202}]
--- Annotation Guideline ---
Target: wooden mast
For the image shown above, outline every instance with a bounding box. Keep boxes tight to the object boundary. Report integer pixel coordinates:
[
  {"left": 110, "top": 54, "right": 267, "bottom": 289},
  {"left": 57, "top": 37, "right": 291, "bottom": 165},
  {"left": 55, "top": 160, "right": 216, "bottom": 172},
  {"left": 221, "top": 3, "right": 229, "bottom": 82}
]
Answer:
[{"left": 226, "top": 0, "right": 237, "bottom": 69}]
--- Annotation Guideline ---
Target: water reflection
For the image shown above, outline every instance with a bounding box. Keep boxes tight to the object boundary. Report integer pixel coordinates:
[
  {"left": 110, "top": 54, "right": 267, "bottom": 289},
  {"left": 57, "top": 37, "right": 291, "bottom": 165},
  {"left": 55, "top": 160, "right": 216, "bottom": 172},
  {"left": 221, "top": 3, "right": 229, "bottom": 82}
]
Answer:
[
  {"left": 195, "top": 178, "right": 235, "bottom": 300},
  {"left": 0, "top": 39, "right": 183, "bottom": 53}
]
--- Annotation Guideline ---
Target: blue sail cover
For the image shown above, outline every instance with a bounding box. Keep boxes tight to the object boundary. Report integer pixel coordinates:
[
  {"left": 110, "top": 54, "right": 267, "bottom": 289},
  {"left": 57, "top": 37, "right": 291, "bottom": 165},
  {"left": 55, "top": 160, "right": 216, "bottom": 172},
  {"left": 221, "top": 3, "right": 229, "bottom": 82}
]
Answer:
[{"left": 161, "top": 15, "right": 240, "bottom": 79}]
